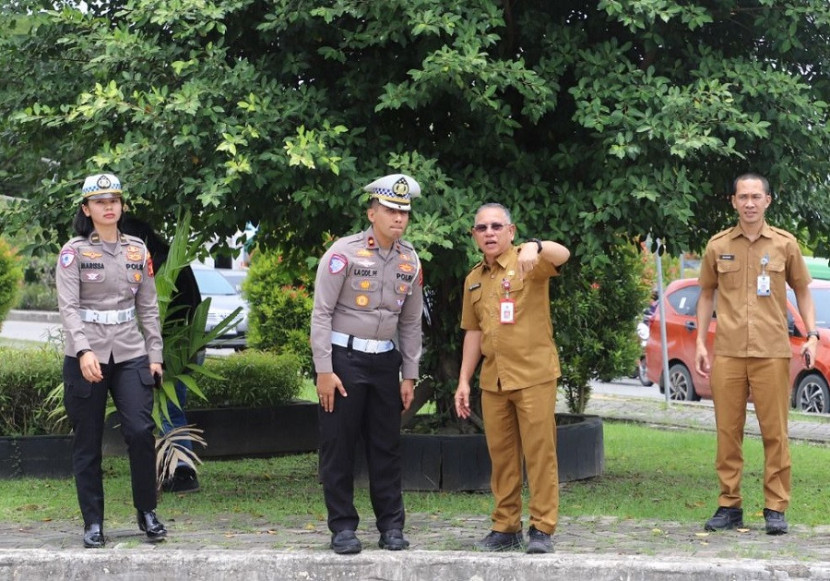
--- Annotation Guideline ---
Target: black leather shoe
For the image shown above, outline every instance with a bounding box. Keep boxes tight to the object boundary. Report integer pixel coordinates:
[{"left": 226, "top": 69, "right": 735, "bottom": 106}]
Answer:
[
  {"left": 526, "top": 526, "right": 553, "bottom": 554},
  {"left": 83, "top": 523, "right": 105, "bottom": 548},
  {"left": 378, "top": 528, "right": 410, "bottom": 550},
  {"left": 330, "top": 530, "right": 362, "bottom": 554},
  {"left": 764, "top": 508, "right": 788, "bottom": 535},
  {"left": 704, "top": 507, "right": 744, "bottom": 531},
  {"left": 473, "top": 530, "right": 523, "bottom": 551},
  {"left": 137, "top": 510, "right": 167, "bottom": 540}
]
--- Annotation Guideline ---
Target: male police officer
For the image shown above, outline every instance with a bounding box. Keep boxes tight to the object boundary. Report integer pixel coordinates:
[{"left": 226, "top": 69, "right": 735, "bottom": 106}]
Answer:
[{"left": 310, "top": 173, "right": 424, "bottom": 554}]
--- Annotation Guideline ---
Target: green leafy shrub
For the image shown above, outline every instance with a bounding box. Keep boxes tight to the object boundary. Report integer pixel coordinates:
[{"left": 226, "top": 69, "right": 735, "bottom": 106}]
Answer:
[
  {"left": 0, "top": 347, "right": 68, "bottom": 435},
  {"left": 0, "top": 237, "right": 23, "bottom": 324},
  {"left": 195, "top": 350, "right": 303, "bottom": 408},
  {"left": 245, "top": 249, "right": 313, "bottom": 375},
  {"left": 15, "top": 254, "right": 58, "bottom": 310},
  {"left": 16, "top": 282, "right": 59, "bottom": 311},
  {"left": 552, "top": 244, "right": 651, "bottom": 414}
]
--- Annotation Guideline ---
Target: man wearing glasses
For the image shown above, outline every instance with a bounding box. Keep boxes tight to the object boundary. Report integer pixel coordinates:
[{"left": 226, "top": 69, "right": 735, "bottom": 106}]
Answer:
[{"left": 454, "top": 203, "right": 570, "bottom": 554}]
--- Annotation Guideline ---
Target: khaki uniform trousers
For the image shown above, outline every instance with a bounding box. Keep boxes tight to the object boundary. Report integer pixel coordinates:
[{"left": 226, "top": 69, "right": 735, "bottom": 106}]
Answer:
[
  {"left": 710, "top": 356, "right": 791, "bottom": 512},
  {"left": 481, "top": 380, "right": 559, "bottom": 535}
]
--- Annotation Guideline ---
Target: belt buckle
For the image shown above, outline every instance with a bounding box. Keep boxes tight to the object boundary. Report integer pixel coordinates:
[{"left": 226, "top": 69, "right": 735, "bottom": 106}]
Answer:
[
  {"left": 90, "top": 311, "right": 101, "bottom": 323},
  {"left": 365, "top": 339, "right": 380, "bottom": 353}
]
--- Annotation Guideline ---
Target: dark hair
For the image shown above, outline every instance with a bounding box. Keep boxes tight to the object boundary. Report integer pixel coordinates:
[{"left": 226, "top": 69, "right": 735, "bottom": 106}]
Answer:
[
  {"left": 733, "top": 173, "right": 770, "bottom": 196},
  {"left": 72, "top": 205, "right": 94, "bottom": 237}
]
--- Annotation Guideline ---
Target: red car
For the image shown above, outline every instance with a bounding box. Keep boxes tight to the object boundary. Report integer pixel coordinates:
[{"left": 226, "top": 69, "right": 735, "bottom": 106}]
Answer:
[{"left": 644, "top": 278, "right": 830, "bottom": 413}]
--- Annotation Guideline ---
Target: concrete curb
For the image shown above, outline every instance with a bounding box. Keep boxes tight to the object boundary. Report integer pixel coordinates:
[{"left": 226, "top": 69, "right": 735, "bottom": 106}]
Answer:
[
  {"left": 2, "top": 549, "right": 829, "bottom": 581},
  {"left": 6, "top": 309, "right": 61, "bottom": 324}
]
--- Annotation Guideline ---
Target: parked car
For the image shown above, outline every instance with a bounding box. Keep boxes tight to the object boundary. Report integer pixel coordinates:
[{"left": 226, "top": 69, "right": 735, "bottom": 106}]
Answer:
[
  {"left": 192, "top": 267, "right": 249, "bottom": 350},
  {"left": 218, "top": 269, "right": 248, "bottom": 294},
  {"left": 644, "top": 278, "right": 830, "bottom": 413}
]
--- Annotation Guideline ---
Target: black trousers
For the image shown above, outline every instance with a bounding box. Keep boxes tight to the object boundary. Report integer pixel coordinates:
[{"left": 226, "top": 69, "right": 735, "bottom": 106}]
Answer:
[
  {"left": 318, "top": 345, "right": 405, "bottom": 534},
  {"left": 63, "top": 355, "right": 157, "bottom": 526}
]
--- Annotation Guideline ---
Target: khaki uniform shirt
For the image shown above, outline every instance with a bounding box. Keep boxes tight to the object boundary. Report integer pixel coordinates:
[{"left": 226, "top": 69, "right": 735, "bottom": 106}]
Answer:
[
  {"left": 56, "top": 232, "right": 163, "bottom": 364},
  {"left": 460, "top": 245, "right": 561, "bottom": 391},
  {"left": 310, "top": 226, "right": 423, "bottom": 379},
  {"left": 699, "top": 222, "right": 811, "bottom": 359}
]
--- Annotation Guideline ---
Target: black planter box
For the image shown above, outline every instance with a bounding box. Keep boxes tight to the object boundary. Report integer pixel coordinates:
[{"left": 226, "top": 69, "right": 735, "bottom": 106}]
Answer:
[
  {"left": 102, "top": 400, "right": 318, "bottom": 458},
  {"left": 0, "top": 435, "right": 74, "bottom": 479},
  {"left": 355, "top": 414, "right": 604, "bottom": 492}
]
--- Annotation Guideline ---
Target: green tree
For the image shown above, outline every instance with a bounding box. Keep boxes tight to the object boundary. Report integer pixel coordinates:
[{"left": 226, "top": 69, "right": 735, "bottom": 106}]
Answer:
[{"left": 3, "top": 1, "right": 830, "bottom": 415}]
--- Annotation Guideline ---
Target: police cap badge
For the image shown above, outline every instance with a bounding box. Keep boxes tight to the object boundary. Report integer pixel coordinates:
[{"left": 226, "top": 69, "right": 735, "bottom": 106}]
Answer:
[
  {"left": 363, "top": 173, "right": 421, "bottom": 211},
  {"left": 81, "top": 173, "right": 123, "bottom": 201}
]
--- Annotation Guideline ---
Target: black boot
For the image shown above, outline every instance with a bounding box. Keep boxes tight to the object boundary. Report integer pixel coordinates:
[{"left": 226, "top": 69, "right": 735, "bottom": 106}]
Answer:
[
  {"left": 83, "top": 523, "right": 105, "bottom": 548},
  {"left": 137, "top": 510, "right": 167, "bottom": 540}
]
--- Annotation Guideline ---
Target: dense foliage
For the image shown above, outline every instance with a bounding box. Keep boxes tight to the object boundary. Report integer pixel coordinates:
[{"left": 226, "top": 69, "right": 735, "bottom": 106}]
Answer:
[
  {"left": 4, "top": 1, "right": 830, "bottom": 414},
  {"left": 0, "top": 346, "right": 67, "bottom": 436},
  {"left": 196, "top": 350, "right": 303, "bottom": 408},
  {"left": 245, "top": 249, "right": 314, "bottom": 376},
  {"left": 0, "top": 237, "right": 23, "bottom": 328}
]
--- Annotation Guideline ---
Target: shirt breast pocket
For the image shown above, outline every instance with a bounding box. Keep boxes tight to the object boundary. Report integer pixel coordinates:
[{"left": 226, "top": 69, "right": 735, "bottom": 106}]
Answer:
[
  {"left": 349, "top": 278, "right": 380, "bottom": 309},
  {"left": 767, "top": 261, "right": 786, "bottom": 293},
  {"left": 717, "top": 259, "right": 742, "bottom": 290}
]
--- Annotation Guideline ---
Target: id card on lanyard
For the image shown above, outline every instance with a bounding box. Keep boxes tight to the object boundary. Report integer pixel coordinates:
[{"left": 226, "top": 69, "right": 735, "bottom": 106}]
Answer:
[
  {"left": 500, "top": 277, "right": 515, "bottom": 324},
  {"left": 757, "top": 254, "right": 770, "bottom": 297}
]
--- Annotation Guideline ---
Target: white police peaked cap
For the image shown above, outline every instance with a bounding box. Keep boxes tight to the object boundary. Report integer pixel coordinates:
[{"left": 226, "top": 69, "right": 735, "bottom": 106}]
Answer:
[
  {"left": 81, "top": 173, "right": 123, "bottom": 200},
  {"left": 363, "top": 173, "right": 421, "bottom": 211}
]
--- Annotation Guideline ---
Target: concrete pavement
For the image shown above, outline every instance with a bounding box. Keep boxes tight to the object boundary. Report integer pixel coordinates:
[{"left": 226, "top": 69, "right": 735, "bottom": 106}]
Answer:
[{"left": 3, "top": 309, "right": 830, "bottom": 579}]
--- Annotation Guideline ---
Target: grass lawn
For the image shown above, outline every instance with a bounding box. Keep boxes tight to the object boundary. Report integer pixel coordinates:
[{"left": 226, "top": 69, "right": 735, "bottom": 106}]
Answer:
[{"left": 2, "top": 421, "right": 829, "bottom": 530}]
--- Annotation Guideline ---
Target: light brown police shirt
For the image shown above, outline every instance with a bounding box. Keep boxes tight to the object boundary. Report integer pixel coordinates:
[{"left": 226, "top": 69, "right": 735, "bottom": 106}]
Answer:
[
  {"left": 56, "top": 232, "right": 163, "bottom": 364},
  {"left": 310, "top": 226, "right": 423, "bottom": 379},
  {"left": 699, "top": 222, "right": 811, "bottom": 359},
  {"left": 460, "top": 245, "right": 561, "bottom": 392}
]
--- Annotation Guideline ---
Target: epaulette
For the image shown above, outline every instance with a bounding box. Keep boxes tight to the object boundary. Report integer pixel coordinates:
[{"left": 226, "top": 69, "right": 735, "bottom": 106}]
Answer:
[
  {"left": 768, "top": 225, "right": 797, "bottom": 241},
  {"left": 67, "top": 236, "right": 86, "bottom": 246},
  {"left": 396, "top": 238, "right": 415, "bottom": 251},
  {"left": 710, "top": 227, "right": 735, "bottom": 242},
  {"left": 122, "top": 233, "right": 147, "bottom": 247}
]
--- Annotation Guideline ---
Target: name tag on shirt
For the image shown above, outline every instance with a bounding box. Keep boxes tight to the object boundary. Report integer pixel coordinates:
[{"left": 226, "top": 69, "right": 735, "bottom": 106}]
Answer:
[
  {"left": 757, "top": 275, "right": 771, "bottom": 297},
  {"left": 500, "top": 298, "right": 515, "bottom": 324}
]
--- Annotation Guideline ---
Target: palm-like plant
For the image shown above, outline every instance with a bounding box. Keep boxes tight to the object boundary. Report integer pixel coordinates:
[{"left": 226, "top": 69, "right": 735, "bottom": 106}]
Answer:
[{"left": 151, "top": 211, "right": 241, "bottom": 487}]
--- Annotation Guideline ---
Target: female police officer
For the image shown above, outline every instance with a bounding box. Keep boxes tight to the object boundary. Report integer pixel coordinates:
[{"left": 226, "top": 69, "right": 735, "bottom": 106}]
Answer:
[{"left": 56, "top": 173, "right": 167, "bottom": 548}]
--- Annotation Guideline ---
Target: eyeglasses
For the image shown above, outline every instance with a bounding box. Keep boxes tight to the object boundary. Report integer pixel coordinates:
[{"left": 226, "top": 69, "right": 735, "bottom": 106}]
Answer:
[{"left": 472, "top": 222, "right": 507, "bottom": 233}]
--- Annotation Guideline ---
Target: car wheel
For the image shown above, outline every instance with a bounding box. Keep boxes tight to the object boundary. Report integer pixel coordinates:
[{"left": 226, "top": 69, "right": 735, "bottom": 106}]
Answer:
[
  {"left": 638, "top": 357, "right": 652, "bottom": 387},
  {"left": 668, "top": 363, "right": 697, "bottom": 401},
  {"left": 795, "top": 374, "right": 830, "bottom": 414}
]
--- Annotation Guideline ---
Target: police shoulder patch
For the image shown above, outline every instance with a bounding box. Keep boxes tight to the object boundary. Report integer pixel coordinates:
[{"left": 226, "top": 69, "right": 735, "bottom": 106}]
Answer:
[
  {"left": 328, "top": 253, "right": 348, "bottom": 274},
  {"left": 59, "top": 249, "right": 76, "bottom": 268}
]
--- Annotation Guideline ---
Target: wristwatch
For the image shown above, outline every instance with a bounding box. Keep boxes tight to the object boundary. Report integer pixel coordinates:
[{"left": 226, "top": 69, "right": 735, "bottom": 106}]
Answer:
[
  {"left": 525, "top": 238, "right": 543, "bottom": 253},
  {"left": 807, "top": 330, "right": 820, "bottom": 340},
  {"left": 77, "top": 349, "right": 92, "bottom": 358}
]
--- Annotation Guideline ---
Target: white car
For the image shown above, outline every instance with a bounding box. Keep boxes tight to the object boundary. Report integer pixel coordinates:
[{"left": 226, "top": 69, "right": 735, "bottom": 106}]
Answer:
[{"left": 192, "top": 267, "right": 249, "bottom": 349}]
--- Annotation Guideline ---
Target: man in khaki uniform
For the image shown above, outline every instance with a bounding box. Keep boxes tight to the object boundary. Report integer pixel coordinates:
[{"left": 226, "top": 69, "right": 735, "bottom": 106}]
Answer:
[
  {"left": 310, "top": 173, "right": 423, "bottom": 555},
  {"left": 454, "top": 202, "right": 570, "bottom": 554},
  {"left": 695, "top": 173, "right": 817, "bottom": 535}
]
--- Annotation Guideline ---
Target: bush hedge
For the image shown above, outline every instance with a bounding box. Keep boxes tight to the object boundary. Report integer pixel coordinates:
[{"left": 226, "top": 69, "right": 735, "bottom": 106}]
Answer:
[
  {"left": 0, "top": 237, "right": 23, "bottom": 324},
  {"left": 245, "top": 249, "right": 313, "bottom": 375},
  {"left": 0, "top": 347, "right": 67, "bottom": 436},
  {"left": 195, "top": 349, "right": 303, "bottom": 408},
  {"left": 0, "top": 347, "right": 303, "bottom": 435}
]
